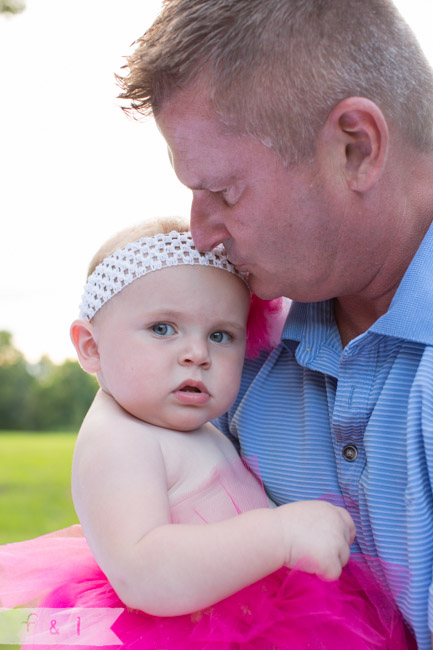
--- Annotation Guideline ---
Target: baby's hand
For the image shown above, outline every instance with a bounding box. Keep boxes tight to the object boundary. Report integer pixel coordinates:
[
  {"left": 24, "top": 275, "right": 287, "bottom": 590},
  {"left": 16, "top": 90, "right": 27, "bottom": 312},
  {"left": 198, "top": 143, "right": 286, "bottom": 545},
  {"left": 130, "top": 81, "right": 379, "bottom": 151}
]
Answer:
[{"left": 276, "top": 500, "right": 355, "bottom": 581}]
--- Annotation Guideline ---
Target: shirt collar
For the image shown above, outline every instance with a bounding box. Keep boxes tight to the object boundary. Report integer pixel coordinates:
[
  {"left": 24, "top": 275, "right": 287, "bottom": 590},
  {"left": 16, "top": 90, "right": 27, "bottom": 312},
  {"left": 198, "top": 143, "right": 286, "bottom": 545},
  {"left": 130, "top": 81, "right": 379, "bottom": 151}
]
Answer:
[
  {"left": 370, "top": 219, "right": 433, "bottom": 345},
  {"left": 281, "top": 300, "right": 342, "bottom": 376}
]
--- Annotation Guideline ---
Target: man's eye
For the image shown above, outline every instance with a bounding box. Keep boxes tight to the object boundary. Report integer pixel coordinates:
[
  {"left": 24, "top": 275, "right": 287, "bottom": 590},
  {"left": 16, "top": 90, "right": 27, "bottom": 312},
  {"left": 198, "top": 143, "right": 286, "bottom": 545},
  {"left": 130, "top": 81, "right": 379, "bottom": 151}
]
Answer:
[
  {"left": 209, "top": 331, "right": 232, "bottom": 343},
  {"left": 152, "top": 323, "right": 175, "bottom": 336},
  {"left": 221, "top": 185, "right": 243, "bottom": 207},
  {"left": 210, "top": 186, "right": 238, "bottom": 207},
  {"left": 221, "top": 188, "right": 234, "bottom": 204}
]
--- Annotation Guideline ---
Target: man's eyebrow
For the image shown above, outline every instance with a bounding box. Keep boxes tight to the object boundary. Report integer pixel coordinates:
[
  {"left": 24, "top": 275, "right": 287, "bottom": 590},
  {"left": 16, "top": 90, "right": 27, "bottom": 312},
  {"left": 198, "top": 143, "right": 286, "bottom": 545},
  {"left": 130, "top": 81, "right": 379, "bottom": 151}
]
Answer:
[
  {"left": 189, "top": 182, "right": 208, "bottom": 191},
  {"left": 188, "top": 175, "right": 237, "bottom": 192}
]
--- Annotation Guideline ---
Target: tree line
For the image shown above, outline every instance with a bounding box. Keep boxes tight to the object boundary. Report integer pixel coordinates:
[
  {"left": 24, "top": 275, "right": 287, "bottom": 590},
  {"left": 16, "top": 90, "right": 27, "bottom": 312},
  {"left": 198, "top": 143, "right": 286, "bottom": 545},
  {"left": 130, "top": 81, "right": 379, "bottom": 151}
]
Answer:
[
  {"left": 0, "top": 331, "right": 98, "bottom": 432},
  {"left": 0, "top": 1, "right": 25, "bottom": 15}
]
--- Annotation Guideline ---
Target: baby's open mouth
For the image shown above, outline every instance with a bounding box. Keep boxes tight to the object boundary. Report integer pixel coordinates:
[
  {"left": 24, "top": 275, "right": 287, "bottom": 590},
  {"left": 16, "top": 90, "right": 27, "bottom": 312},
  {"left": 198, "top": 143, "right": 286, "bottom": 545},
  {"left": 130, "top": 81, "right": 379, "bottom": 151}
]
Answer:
[{"left": 174, "top": 381, "right": 210, "bottom": 404}]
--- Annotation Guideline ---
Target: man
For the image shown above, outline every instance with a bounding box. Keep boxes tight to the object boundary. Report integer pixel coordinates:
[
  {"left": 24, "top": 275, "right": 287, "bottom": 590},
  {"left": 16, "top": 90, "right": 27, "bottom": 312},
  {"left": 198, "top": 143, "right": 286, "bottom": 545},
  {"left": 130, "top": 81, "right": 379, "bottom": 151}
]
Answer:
[{"left": 118, "top": 1, "right": 433, "bottom": 646}]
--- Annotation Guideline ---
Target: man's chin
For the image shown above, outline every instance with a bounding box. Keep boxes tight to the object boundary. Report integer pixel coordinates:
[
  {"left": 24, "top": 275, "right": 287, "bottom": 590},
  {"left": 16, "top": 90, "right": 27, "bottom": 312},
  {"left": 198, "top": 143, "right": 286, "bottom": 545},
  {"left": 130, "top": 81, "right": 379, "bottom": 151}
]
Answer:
[{"left": 247, "top": 273, "right": 283, "bottom": 300}]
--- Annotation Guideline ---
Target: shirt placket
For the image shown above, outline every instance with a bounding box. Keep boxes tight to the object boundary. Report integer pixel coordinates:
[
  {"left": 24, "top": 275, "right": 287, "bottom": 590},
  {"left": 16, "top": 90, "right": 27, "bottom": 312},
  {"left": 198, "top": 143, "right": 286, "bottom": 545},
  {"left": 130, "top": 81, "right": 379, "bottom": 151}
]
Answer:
[{"left": 331, "top": 342, "right": 375, "bottom": 515}]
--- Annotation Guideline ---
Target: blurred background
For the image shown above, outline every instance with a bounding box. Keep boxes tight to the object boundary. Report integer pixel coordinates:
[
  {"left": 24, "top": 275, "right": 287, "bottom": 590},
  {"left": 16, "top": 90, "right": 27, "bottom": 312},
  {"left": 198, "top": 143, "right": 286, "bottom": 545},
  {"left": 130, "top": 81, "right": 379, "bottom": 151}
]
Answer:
[
  {"left": 0, "top": 0, "right": 193, "bottom": 543},
  {"left": 0, "top": 0, "right": 191, "bottom": 366},
  {"left": 1, "top": 0, "right": 433, "bottom": 542}
]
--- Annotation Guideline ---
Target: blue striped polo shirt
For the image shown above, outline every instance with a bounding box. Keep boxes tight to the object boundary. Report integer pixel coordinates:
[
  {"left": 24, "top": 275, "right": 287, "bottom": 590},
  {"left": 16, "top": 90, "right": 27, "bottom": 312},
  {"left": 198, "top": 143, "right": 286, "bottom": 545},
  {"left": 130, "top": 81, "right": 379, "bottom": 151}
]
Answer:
[{"left": 216, "top": 221, "right": 433, "bottom": 648}]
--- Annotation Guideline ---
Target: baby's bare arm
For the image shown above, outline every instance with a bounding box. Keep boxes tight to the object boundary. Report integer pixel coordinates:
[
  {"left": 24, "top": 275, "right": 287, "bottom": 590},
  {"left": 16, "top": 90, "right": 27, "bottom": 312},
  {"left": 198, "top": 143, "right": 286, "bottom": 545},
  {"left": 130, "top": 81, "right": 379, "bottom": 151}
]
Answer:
[
  {"left": 115, "top": 500, "right": 354, "bottom": 616},
  {"left": 73, "top": 392, "right": 354, "bottom": 617}
]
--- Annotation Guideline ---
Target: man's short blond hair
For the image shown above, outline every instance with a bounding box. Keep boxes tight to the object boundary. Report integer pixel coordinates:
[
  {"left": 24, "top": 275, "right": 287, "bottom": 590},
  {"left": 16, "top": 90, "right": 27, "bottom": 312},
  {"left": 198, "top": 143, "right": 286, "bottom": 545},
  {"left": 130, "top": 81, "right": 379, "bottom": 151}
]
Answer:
[{"left": 118, "top": 0, "right": 433, "bottom": 164}]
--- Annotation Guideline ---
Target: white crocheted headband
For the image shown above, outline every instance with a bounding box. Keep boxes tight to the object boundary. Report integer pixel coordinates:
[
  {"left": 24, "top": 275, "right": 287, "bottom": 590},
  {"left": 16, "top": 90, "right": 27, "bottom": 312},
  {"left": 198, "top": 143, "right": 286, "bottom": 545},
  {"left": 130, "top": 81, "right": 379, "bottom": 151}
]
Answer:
[{"left": 79, "top": 231, "right": 248, "bottom": 321}]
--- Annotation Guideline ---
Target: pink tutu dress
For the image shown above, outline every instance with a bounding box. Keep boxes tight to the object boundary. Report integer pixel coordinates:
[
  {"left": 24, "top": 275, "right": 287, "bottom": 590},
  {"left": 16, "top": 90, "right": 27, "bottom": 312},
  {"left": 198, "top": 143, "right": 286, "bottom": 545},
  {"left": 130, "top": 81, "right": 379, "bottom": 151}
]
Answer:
[{"left": 0, "top": 458, "right": 415, "bottom": 649}]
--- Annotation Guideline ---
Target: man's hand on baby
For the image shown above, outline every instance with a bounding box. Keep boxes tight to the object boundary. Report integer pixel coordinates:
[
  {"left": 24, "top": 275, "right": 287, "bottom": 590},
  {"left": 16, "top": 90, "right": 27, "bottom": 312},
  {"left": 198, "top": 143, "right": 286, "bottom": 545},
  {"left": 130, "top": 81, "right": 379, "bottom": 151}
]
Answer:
[{"left": 276, "top": 501, "right": 356, "bottom": 581}]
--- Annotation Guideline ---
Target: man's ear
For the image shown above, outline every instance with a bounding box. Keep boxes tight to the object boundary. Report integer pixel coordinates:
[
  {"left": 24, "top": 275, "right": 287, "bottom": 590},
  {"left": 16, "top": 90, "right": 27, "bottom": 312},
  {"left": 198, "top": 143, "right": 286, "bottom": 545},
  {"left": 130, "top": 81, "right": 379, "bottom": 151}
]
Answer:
[
  {"left": 321, "top": 97, "right": 389, "bottom": 192},
  {"left": 70, "top": 319, "right": 101, "bottom": 374}
]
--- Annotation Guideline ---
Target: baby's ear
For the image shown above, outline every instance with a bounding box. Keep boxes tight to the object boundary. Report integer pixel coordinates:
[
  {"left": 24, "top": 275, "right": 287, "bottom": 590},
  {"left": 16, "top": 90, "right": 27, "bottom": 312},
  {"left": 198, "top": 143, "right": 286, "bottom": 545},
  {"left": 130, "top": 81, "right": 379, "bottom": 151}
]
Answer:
[{"left": 70, "top": 319, "right": 101, "bottom": 374}]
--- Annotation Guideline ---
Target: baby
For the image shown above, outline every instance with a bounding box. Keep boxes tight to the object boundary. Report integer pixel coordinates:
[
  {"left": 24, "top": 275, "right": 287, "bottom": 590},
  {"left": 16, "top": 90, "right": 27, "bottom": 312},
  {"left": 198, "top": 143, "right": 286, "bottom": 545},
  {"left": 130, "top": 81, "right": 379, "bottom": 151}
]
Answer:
[{"left": 70, "top": 216, "right": 353, "bottom": 616}]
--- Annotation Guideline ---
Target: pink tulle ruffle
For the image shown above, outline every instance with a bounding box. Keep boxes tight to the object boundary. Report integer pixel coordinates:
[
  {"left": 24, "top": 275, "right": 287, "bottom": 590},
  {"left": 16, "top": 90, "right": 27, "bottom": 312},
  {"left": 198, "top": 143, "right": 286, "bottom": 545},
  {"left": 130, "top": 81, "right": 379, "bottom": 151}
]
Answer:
[{"left": 0, "top": 526, "right": 415, "bottom": 650}]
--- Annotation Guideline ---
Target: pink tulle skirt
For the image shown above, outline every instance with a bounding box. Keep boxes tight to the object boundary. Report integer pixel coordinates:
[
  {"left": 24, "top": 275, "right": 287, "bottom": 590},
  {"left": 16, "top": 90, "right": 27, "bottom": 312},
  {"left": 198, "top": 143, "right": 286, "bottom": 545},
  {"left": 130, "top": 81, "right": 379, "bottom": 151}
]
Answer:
[{"left": 0, "top": 526, "right": 415, "bottom": 650}]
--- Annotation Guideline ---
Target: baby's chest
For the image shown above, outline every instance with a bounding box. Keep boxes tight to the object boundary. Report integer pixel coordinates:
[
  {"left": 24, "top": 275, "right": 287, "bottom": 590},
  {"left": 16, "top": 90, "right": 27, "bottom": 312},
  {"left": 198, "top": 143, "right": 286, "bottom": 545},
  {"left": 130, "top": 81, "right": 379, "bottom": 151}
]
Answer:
[
  {"left": 160, "top": 424, "right": 239, "bottom": 498},
  {"left": 163, "top": 435, "right": 269, "bottom": 524}
]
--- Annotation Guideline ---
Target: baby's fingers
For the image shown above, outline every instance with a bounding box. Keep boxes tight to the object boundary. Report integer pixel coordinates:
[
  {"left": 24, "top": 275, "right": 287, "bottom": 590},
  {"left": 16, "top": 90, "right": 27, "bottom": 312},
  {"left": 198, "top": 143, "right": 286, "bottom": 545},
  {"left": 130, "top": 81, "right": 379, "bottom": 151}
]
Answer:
[
  {"left": 336, "top": 506, "right": 356, "bottom": 545},
  {"left": 318, "top": 542, "right": 351, "bottom": 581}
]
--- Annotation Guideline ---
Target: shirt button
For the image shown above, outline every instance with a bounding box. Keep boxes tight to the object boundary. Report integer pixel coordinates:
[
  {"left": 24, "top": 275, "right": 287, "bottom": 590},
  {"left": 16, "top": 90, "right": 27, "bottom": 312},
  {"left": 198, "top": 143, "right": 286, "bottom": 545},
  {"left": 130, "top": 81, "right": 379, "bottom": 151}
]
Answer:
[{"left": 342, "top": 444, "right": 358, "bottom": 462}]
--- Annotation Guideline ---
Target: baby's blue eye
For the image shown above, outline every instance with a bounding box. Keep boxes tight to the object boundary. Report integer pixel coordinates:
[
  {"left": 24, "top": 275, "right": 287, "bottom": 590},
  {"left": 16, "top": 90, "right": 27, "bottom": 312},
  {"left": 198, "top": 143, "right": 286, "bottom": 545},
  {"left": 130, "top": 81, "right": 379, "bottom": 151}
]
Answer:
[
  {"left": 152, "top": 323, "right": 175, "bottom": 337},
  {"left": 210, "top": 331, "right": 231, "bottom": 344}
]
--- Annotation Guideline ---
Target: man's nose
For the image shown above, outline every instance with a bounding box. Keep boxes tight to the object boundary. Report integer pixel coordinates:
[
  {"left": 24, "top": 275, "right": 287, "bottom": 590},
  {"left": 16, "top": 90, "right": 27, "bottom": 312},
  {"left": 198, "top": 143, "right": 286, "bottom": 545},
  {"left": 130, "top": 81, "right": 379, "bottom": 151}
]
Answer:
[
  {"left": 178, "top": 336, "right": 211, "bottom": 369},
  {"left": 190, "top": 190, "right": 231, "bottom": 251}
]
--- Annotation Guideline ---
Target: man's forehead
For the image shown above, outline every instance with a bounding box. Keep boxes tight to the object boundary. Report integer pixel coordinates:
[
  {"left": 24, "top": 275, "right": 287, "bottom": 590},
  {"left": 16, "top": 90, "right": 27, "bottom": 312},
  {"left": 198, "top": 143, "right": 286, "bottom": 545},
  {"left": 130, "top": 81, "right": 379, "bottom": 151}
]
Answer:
[
  {"left": 157, "top": 107, "right": 225, "bottom": 146},
  {"left": 169, "top": 151, "right": 238, "bottom": 192},
  {"left": 156, "top": 83, "right": 232, "bottom": 141},
  {"left": 157, "top": 111, "right": 239, "bottom": 188}
]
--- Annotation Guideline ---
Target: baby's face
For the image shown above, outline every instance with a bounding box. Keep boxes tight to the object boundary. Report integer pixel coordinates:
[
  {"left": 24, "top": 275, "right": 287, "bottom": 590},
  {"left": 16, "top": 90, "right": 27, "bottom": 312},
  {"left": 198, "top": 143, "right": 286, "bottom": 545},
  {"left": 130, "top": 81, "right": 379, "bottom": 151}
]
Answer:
[{"left": 91, "top": 265, "right": 250, "bottom": 431}]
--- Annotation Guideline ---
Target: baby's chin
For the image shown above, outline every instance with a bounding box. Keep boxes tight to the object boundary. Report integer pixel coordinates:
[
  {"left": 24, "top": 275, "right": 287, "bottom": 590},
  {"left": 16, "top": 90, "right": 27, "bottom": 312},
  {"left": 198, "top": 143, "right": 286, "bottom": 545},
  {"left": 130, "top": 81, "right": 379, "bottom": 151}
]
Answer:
[{"left": 125, "top": 408, "right": 210, "bottom": 434}]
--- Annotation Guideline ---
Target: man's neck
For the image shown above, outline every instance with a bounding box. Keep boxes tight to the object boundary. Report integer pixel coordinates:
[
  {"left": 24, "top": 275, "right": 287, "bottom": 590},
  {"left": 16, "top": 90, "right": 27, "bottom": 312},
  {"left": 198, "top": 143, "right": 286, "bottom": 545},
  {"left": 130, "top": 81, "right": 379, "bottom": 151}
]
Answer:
[
  {"left": 334, "top": 205, "right": 433, "bottom": 348},
  {"left": 334, "top": 295, "right": 394, "bottom": 348}
]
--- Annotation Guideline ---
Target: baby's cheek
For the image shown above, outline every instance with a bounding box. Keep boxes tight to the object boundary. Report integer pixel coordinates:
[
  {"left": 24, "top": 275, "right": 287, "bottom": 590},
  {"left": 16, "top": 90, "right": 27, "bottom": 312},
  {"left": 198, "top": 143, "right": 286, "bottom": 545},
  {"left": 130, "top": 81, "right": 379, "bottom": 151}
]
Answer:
[{"left": 222, "top": 366, "right": 243, "bottom": 404}]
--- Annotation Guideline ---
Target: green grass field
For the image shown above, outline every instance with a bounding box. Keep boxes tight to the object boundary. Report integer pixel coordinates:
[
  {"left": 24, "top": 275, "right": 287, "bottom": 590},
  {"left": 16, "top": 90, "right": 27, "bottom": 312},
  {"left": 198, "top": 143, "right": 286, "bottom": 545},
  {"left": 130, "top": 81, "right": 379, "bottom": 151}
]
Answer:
[{"left": 0, "top": 432, "right": 79, "bottom": 544}]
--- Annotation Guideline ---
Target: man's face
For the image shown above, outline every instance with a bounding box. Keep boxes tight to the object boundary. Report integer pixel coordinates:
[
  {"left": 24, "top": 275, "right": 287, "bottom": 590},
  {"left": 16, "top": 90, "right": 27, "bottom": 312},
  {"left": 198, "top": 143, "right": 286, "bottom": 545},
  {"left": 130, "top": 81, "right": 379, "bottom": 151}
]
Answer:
[{"left": 156, "top": 87, "right": 354, "bottom": 302}]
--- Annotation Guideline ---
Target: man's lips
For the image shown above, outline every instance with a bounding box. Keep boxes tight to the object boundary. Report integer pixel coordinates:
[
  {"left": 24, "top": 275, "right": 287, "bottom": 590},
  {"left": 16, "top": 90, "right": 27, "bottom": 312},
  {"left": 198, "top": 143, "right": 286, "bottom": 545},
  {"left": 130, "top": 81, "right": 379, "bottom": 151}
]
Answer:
[
  {"left": 173, "top": 380, "right": 211, "bottom": 405},
  {"left": 227, "top": 257, "right": 250, "bottom": 273}
]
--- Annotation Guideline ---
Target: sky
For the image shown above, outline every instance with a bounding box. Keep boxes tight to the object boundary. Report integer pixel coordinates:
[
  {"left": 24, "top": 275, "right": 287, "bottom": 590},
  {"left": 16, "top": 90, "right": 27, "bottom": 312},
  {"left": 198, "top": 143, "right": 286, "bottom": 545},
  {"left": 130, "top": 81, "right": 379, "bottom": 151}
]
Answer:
[{"left": 1, "top": 0, "right": 433, "bottom": 363}]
